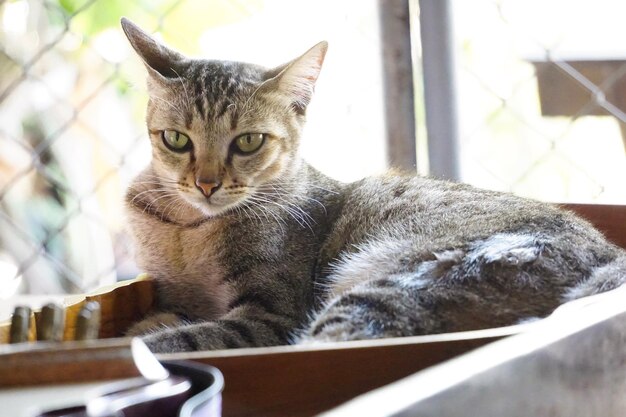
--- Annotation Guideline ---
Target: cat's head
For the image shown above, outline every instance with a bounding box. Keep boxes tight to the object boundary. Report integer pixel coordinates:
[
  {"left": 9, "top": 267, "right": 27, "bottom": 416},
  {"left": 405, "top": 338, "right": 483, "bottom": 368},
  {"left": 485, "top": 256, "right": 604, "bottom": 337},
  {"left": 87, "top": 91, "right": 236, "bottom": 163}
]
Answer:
[{"left": 121, "top": 18, "right": 326, "bottom": 217}]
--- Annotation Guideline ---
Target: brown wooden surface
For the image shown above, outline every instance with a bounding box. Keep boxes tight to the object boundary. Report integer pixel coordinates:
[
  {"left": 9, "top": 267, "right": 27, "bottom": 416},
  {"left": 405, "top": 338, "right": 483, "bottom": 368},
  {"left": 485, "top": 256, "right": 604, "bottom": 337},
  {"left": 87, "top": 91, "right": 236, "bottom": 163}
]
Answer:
[
  {"left": 0, "top": 275, "right": 154, "bottom": 343},
  {"left": 0, "top": 338, "right": 140, "bottom": 387},
  {"left": 561, "top": 203, "right": 626, "bottom": 249},
  {"left": 161, "top": 326, "right": 523, "bottom": 417}
]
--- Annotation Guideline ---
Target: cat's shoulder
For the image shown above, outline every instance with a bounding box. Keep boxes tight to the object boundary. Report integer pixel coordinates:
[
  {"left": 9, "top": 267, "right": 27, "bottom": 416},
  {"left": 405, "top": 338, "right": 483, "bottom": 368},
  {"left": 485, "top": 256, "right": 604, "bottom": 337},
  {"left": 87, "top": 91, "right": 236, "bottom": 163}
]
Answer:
[
  {"left": 342, "top": 169, "right": 574, "bottom": 221},
  {"left": 346, "top": 169, "right": 495, "bottom": 201}
]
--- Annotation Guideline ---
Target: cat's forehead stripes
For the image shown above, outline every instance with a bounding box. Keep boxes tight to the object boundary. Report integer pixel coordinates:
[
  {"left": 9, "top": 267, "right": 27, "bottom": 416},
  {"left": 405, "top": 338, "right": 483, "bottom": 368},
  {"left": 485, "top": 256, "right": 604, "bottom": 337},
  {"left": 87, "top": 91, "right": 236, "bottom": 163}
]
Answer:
[{"left": 187, "top": 60, "right": 265, "bottom": 127}]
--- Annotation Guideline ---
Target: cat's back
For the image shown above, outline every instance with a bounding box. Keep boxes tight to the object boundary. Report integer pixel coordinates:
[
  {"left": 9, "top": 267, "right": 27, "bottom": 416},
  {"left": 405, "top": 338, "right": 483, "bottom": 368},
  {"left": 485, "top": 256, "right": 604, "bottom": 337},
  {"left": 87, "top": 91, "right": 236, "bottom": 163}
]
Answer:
[{"left": 319, "top": 172, "right": 612, "bottom": 271}]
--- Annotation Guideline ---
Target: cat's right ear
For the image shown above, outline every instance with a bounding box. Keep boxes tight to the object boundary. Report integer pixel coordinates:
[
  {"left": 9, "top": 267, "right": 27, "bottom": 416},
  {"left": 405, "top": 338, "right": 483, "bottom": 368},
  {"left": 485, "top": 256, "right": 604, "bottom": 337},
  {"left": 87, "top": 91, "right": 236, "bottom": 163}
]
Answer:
[
  {"left": 121, "top": 17, "right": 186, "bottom": 81},
  {"left": 262, "top": 41, "right": 328, "bottom": 115}
]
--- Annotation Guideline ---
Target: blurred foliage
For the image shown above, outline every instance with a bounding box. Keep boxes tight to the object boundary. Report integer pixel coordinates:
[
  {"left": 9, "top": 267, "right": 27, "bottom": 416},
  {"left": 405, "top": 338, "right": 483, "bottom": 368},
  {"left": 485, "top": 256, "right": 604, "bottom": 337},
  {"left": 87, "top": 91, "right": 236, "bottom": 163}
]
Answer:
[
  {"left": 58, "top": 0, "right": 154, "bottom": 33},
  {"left": 53, "top": 0, "right": 263, "bottom": 53}
]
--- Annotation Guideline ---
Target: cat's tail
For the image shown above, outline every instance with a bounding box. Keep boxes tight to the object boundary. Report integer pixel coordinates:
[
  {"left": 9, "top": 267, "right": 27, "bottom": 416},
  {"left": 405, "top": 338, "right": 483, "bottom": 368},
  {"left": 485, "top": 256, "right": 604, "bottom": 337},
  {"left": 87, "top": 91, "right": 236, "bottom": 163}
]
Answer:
[{"left": 563, "top": 252, "right": 626, "bottom": 301}]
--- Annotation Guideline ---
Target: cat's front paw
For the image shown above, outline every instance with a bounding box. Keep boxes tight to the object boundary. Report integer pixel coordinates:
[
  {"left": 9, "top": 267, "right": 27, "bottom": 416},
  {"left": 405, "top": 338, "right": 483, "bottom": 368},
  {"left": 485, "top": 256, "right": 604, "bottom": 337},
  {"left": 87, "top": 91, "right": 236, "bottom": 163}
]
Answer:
[
  {"left": 141, "top": 327, "right": 198, "bottom": 353},
  {"left": 126, "top": 312, "right": 184, "bottom": 336},
  {"left": 140, "top": 322, "right": 226, "bottom": 353}
]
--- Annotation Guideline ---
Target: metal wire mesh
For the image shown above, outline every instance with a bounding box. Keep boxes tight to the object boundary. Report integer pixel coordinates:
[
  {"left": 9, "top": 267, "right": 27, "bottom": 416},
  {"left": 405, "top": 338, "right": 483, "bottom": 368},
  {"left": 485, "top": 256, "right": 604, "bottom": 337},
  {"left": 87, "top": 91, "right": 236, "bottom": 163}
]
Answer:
[
  {"left": 453, "top": 0, "right": 626, "bottom": 203},
  {"left": 0, "top": 0, "right": 217, "bottom": 294},
  {"left": 5, "top": 0, "right": 622, "bottom": 297}
]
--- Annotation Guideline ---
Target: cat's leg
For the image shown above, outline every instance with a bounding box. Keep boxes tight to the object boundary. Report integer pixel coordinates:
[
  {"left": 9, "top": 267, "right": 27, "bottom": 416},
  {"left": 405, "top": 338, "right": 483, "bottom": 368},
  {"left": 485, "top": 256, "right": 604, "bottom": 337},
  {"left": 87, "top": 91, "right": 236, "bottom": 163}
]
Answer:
[
  {"left": 300, "top": 233, "right": 583, "bottom": 343},
  {"left": 139, "top": 302, "right": 296, "bottom": 352},
  {"left": 135, "top": 266, "right": 306, "bottom": 353},
  {"left": 126, "top": 312, "right": 186, "bottom": 336},
  {"left": 300, "top": 273, "right": 508, "bottom": 343}
]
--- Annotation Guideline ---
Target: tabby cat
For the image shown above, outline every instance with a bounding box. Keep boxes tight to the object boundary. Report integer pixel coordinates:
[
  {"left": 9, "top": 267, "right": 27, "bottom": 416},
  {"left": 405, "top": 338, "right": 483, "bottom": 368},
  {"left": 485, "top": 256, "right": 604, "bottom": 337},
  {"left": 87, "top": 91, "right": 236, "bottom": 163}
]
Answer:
[{"left": 121, "top": 18, "right": 626, "bottom": 353}]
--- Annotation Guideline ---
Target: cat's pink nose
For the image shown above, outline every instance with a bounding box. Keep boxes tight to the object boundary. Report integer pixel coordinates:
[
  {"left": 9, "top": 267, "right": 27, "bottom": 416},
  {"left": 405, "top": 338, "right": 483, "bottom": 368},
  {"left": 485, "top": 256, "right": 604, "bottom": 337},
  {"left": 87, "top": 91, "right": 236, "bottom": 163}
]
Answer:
[{"left": 195, "top": 179, "right": 222, "bottom": 198}]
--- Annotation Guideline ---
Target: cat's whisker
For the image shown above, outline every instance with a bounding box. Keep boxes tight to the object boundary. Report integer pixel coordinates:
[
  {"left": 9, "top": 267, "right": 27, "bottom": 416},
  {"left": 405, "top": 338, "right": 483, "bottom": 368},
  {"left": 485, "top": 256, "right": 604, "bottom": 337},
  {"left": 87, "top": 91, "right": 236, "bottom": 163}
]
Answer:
[
  {"left": 150, "top": 95, "right": 186, "bottom": 121},
  {"left": 261, "top": 205, "right": 282, "bottom": 227},
  {"left": 241, "top": 201, "right": 273, "bottom": 231},
  {"left": 129, "top": 188, "right": 169, "bottom": 205},
  {"left": 239, "top": 82, "right": 266, "bottom": 120},
  {"left": 140, "top": 192, "right": 181, "bottom": 216},
  {"left": 136, "top": 175, "right": 180, "bottom": 183},
  {"left": 241, "top": 200, "right": 267, "bottom": 226},
  {"left": 249, "top": 194, "right": 314, "bottom": 232},
  {"left": 244, "top": 196, "right": 282, "bottom": 224},
  {"left": 255, "top": 187, "right": 330, "bottom": 218},
  {"left": 133, "top": 178, "right": 180, "bottom": 190},
  {"left": 151, "top": 94, "right": 184, "bottom": 115},
  {"left": 241, "top": 199, "right": 270, "bottom": 226},
  {"left": 264, "top": 184, "right": 328, "bottom": 214},
  {"left": 296, "top": 195, "right": 328, "bottom": 214},
  {"left": 131, "top": 182, "right": 178, "bottom": 191},
  {"left": 133, "top": 181, "right": 172, "bottom": 186},
  {"left": 313, "top": 279, "right": 333, "bottom": 293},
  {"left": 161, "top": 196, "right": 185, "bottom": 221},
  {"left": 272, "top": 195, "right": 316, "bottom": 226},
  {"left": 243, "top": 197, "right": 287, "bottom": 233},
  {"left": 173, "top": 201, "right": 193, "bottom": 223},
  {"left": 256, "top": 187, "right": 318, "bottom": 226},
  {"left": 139, "top": 173, "right": 179, "bottom": 182},
  {"left": 169, "top": 195, "right": 195, "bottom": 222},
  {"left": 170, "top": 68, "right": 193, "bottom": 113},
  {"left": 268, "top": 181, "right": 340, "bottom": 195},
  {"left": 148, "top": 191, "right": 180, "bottom": 203},
  {"left": 232, "top": 205, "right": 250, "bottom": 225}
]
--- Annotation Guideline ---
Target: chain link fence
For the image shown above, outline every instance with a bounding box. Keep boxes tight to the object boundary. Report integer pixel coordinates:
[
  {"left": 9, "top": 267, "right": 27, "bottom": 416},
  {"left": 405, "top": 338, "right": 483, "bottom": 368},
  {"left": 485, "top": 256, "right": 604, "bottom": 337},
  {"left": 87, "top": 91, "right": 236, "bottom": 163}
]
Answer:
[
  {"left": 452, "top": 0, "right": 626, "bottom": 203},
  {"left": 0, "top": 0, "right": 266, "bottom": 294},
  {"left": 4, "top": 0, "right": 623, "bottom": 297}
]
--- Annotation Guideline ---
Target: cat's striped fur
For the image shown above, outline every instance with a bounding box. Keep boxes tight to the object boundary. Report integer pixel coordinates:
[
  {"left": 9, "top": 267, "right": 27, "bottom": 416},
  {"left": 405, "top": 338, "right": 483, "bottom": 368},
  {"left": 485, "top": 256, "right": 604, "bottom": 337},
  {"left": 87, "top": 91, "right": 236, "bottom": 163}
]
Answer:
[{"left": 121, "top": 18, "right": 626, "bottom": 353}]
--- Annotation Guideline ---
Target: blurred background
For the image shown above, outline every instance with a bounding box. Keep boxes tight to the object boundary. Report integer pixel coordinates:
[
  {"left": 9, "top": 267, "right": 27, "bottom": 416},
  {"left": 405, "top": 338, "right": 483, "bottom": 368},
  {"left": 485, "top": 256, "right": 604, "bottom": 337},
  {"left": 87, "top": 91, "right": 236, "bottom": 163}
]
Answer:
[{"left": 0, "top": 0, "right": 624, "bottom": 297}]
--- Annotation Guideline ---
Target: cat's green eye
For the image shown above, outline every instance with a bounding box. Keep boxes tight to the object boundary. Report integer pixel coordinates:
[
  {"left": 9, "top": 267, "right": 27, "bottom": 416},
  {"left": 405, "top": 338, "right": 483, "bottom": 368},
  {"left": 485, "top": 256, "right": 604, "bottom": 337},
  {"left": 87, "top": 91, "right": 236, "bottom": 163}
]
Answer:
[
  {"left": 162, "top": 130, "right": 191, "bottom": 152},
  {"left": 233, "top": 133, "right": 265, "bottom": 154}
]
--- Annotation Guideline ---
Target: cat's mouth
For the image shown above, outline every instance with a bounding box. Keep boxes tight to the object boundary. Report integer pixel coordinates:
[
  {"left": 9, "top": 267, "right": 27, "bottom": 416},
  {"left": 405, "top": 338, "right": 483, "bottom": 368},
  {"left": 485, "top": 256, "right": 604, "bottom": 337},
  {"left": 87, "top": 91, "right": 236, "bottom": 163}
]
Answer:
[{"left": 184, "top": 191, "right": 243, "bottom": 218}]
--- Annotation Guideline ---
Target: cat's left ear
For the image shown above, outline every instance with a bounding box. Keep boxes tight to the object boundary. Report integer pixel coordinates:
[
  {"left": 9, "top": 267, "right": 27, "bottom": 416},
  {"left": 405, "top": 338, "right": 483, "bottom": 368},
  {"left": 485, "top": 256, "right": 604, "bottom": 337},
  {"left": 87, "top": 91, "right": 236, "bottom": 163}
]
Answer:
[
  {"left": 264, "top": 41, "right": 328, "bottom": 114},
  {"left": 121, "top": 17, "right": 187, "bottom": 82}
]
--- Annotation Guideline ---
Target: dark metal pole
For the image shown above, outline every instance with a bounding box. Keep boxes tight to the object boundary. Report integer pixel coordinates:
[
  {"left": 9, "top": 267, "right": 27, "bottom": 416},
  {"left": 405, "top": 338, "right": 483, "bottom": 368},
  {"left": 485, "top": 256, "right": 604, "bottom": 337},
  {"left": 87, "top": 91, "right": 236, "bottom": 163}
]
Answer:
[
  {"left": 419, "top": 0, "right": 460, "bottom": 180},
  {"left": 379, "top": 0, "right": 417, "bottom": 171}
]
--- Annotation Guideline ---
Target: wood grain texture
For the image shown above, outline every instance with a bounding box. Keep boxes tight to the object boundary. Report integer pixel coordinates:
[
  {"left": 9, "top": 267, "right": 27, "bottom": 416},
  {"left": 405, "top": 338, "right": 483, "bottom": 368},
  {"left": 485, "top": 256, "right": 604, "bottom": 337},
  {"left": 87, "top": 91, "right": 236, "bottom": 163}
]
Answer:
[
  {"left": 62, "top": 275, "right": 154, "bottom": 340},
  {"left": 161, "top": 326, "right": 525, "bottom": 417},
  {"left": 0, "top": 338, "right": 139, "bottom": 387}
]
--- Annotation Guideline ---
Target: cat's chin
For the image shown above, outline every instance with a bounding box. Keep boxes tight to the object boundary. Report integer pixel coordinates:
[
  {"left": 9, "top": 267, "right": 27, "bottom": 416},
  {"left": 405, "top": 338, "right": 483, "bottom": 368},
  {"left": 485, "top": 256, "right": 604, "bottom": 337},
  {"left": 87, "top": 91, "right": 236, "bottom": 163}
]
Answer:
[{"left": 188, "top": 199, "right": 236, "bottom": 218}]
